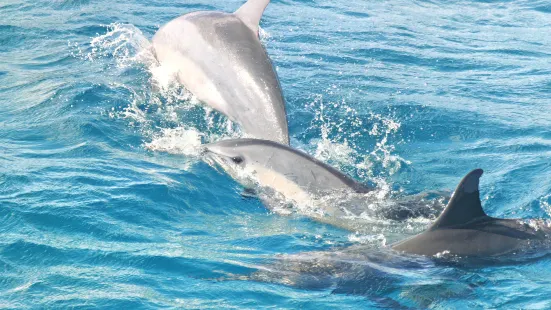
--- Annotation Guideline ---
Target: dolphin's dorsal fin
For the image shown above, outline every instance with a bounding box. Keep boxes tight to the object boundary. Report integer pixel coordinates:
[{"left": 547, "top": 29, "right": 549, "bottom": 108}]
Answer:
[
  {"left": 430, "top": 169, "right": 487, "bottom": 230},
  {"left": 235, "top": 0, "right": 270, "bottom": 35}
]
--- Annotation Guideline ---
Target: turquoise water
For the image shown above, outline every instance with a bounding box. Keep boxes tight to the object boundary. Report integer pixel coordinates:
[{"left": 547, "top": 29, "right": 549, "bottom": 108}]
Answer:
[{"left": 2, "top": 0, "right": 551, "bottom": 308}]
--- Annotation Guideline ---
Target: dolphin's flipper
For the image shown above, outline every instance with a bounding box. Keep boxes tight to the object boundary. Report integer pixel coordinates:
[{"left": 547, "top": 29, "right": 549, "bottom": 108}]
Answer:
[
  {"left": 430, "top": 169, "right": 488, "bottom": 230},
  {"left": 241, "top": 187, "right": 258, "bottom": 198},
  {"left": 235, "top": 0, "right": 270, "bottom": 35}
]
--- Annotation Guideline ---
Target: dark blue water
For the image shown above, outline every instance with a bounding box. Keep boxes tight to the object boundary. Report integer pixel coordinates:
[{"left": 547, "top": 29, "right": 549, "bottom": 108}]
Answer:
[{"left": 2, "top": 0, "right": 551, "bottom": 308}]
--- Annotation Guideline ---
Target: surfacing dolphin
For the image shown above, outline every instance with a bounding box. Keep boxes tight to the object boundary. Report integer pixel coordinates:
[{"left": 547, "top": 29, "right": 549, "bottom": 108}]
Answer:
[
  {"left": 152, "top": 0, "right": 289, "bottom": 144},
  {"left": 392, "top": 169, "right": 551, "bottom": 257},
  {"left": 203, "top": 138, "right": 446, "bottom": 226}
]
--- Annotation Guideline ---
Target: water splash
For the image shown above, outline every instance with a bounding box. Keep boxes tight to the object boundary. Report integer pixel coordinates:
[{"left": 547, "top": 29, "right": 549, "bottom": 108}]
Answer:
[
  {"left": 74, "top": 23, "right": 243, "bottom": 157},
  {"left": 300, "top": 94, "right": 421, "bottom": 231},
  {"left": 70, "top": 23, "right": 156, "bottom": 69},
  {"left": 144, "top": 126, "right": 203, "bottom": 156},
  {"left": 306, "top": 94, "right": 410, "bottom": 183},
  {"left": 348, "top": 233, "right": 387, "bottom": 246},
  {"left": 367, "top": 112, "right": 410, "bottom": 176}
]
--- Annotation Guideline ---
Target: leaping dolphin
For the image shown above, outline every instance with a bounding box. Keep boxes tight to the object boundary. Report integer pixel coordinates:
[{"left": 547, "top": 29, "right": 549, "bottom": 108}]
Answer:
[
  {"left": 203, "top": 138, "right": 445, "bottom": 225},
  {"left": 152, "top": 0, "right": 289, "bottom": 144},
  {"left": 392, "top": 169, "right": 551, "bottom": 257}
]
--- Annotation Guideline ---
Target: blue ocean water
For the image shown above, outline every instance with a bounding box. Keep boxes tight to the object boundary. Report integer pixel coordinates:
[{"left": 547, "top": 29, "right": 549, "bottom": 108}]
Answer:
[{"left": 2, "top": 0, "right": 551, "bottom": 308}]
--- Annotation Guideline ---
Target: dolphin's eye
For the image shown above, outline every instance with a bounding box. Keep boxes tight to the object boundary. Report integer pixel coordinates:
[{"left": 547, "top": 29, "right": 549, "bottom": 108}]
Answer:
[{"left": 231, "top": 156, "right": 244, "bottom": 164}]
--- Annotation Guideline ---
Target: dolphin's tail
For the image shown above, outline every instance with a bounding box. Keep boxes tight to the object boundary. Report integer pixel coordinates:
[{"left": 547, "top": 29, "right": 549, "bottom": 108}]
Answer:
[{"left": 235, "top": 0, "right": 271, "bottom": 35}]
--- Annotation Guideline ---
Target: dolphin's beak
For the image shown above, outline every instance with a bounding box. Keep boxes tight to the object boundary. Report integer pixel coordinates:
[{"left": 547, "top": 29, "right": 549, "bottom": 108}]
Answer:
[
  {"left": 201, "top": 144, "right": 226, "bottom": 168},
  {"left": 200, "top": 144, "right": 215, "bottom": 166},
  {"left": 199, "top": 145, "right": 209, "bottom": 157}
]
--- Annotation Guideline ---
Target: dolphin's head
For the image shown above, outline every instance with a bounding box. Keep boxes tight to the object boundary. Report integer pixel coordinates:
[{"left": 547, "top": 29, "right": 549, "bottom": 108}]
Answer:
[
  {"left": 203, "top": 139, "right": 279, "bottom": 191},
  {"left": 202, "top": 139, "right": 275, "bottom": 183},
  {"left": 203, "top": 139, "right": 250, "bottom": 170}
]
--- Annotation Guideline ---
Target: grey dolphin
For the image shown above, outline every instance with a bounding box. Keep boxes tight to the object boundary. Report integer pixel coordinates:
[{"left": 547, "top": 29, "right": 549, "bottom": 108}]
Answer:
[
  {"left": 249, "top": 245, "right": 429, "bottom": 302},
  {"left": 203, "top": 138, "right": 445, "bottom": 225},
  {"left": 392, "top": 169, "right": 551, "bottom": 257},
  {"left": 204, "top": 138, "right": 372, "bottom": 194},
  {"left": 152, "top": 0, "right": 289, "bottom": 144}
]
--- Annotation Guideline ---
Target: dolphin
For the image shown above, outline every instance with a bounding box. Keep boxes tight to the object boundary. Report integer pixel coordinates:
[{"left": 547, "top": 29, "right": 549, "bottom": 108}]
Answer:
[
  {"left": 241, "top": 170, "right": 551, "bottom": 302},
  {"left": 152, "top": 0, "right": 289, "bottom": 144},
  {"left": 392, "top": 169, "right": 551, "bottom": 257},
  {"left": 203, "top": 138, "right": 446, "bottom": 225},
  {"left": 249, "top": 245, "right": 431, "bottom": 302}
]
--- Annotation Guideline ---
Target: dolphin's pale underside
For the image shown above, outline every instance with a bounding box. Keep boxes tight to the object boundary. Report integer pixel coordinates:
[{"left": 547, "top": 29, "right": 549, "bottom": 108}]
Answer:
[{"left": 152, "top": 0, "right": 289, "bottom": 144}]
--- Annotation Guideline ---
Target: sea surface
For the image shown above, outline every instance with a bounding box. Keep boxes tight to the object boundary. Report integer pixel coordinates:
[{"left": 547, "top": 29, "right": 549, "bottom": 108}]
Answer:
[{"left": 2, "top": 0, "right": 551, "bottom": 308}]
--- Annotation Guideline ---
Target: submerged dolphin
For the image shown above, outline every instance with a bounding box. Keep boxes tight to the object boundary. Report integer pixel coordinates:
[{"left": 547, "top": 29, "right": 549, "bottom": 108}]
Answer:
[
  {"left": 152, "top": 0, "right": 289, "bottom": 144},
  {"left": 392, "top": 169, "right": 551, "bottom": 257},
  {"left": 203, "top": 138, "right": 445, "bottom": 225},
  {"left": 249, "top": 245, "right": 431, "bottom": 301}
]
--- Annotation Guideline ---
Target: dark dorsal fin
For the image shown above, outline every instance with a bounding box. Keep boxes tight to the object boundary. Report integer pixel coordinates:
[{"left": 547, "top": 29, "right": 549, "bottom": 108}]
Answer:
[{"left": 430, "top": 169, "right": 487, "bottom": 230}]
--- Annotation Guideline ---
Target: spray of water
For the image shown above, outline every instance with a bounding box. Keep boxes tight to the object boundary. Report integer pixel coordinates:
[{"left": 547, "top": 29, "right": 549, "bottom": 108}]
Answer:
[{"left": 72, "top": 23, "right": 243, "bottom": 158}]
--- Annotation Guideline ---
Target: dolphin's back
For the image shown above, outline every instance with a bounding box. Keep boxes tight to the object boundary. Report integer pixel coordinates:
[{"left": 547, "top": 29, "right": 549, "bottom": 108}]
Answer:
[
  {"left": 392, "top": 169, "right": 551, "bottom": 257},
  {"left": 392, "top": 219, "right": 547, "bottom": 257},
  {"left": 152, "top": 12, "right": 289, "bottom": 144}
]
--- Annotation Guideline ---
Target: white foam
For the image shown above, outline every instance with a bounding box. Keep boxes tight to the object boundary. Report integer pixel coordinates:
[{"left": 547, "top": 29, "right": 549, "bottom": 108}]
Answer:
[
  {"left": 149, "top": 63, "right": 179, "bottom": 92},
  {"left": 145, "top": 127, "right": 203, "bottom": 156},
  {"left": 305, "top": 94, "right": 408, "bottom": 183},
  {"left": 87, "top": 23, "right": 157, "bottom": 68},
  {"left": 433, "top": 250, "right": 451, "bottom": 258},
  {"left": 348, "top": 233, "right": 387, "bottom": 246}
]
